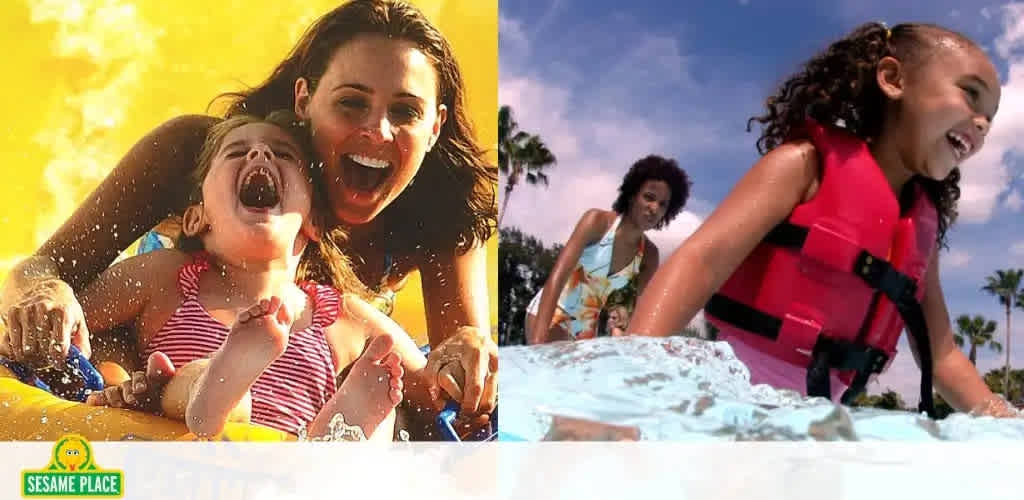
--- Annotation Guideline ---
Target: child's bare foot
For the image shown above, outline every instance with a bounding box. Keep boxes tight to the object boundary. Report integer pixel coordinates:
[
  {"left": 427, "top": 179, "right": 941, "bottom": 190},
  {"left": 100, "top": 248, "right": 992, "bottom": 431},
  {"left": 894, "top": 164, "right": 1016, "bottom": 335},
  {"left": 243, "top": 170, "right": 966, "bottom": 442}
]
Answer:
[
  {"left": 185, "top": 297, "right": 291, "bottom": 437},
  {"left": 85, "top": 351, "right": 176, "bottom": 412},
  {"left": 224, "top": 296, "right": 292, "bottom": 378},
  {"left": 309, "top": 335, "right": 404, "bottom": 440}
]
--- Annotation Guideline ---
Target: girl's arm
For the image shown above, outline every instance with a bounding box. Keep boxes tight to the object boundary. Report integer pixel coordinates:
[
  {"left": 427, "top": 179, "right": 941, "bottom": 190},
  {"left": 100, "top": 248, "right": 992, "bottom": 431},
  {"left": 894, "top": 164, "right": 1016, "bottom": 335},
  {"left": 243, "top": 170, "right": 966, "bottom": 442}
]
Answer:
[
  {"left": 915, "top": 251, "right": 1015, "bottom": 415},
  {"left": 78, "top": 249, "right": 187, "bottom": 358},
  {"left": 627, "top": 141, "right": 819, "bottom": 336},
  {"left": 528, "top": 209, "right": 608, "bottom": 344}
]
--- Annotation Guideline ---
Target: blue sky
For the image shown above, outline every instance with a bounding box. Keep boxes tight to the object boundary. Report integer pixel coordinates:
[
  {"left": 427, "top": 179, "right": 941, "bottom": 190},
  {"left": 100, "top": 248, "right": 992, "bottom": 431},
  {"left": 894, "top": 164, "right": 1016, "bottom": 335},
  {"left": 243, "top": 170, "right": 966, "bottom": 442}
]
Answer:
[{"left": 499, "top": 0, "right": 1024, "bottom": 405}]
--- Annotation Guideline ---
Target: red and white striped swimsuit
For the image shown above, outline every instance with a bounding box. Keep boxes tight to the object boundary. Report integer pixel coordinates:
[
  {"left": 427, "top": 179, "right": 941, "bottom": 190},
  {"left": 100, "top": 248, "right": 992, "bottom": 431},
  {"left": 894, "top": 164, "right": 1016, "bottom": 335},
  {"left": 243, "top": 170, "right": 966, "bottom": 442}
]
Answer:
[{"left": 144, "top": 253, "right": 340, "bottom": 434}]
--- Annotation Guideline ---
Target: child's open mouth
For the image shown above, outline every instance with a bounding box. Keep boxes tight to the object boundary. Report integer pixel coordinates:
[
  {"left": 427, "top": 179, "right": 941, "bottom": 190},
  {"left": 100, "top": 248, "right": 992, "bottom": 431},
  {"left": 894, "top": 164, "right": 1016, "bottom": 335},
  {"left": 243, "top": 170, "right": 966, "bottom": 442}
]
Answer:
[
  {"left": 238, "top": 166, "right": 281, "bottom": 210},
  {"left": 946, "top": 130, "right": 973, "bottom": 162},
  {"left": 340, "top": 153, "right": 392, "bottom": 192}
]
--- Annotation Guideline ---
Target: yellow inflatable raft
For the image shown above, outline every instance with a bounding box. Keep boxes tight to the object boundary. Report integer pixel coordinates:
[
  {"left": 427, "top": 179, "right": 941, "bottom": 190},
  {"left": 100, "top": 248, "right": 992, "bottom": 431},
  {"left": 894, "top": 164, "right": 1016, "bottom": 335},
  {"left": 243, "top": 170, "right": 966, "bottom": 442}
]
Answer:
[{"left": 0, "top": 364, "right": 294, "bottom": 442}]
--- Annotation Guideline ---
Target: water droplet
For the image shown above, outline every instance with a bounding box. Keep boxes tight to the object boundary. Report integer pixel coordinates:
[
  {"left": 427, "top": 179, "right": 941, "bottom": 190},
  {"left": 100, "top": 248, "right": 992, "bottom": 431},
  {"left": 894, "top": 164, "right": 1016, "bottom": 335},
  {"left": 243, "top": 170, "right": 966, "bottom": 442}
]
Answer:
[{"left": 40, "top": 416, "right": 48, "bottom": 424}]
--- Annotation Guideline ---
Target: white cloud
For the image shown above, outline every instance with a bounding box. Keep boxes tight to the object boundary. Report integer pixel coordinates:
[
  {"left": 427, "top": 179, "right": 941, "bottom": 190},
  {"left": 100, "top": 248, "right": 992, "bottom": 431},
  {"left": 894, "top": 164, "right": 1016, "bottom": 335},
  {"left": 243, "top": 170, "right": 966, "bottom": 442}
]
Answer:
[
  {"left": 499, "top": 15, "right": 716, "bottom": 249},
  {"left": 1011, "top": 240, "right": 1024, "bottom": 255},
  {"left": 946, "top": 249, "right": 972, "bottom": 268},
  {"left": 995, "top": 3, "right": 1024, "bottom": 59},
  {"left": 648, "top": 211, "right": 704, "bottom": 261},
  {"left": 498, "top": 15, "right": 527, "bottom": 49},
  {"left": 1006, "top": 189, "right": 1024, "bottom": 211}
]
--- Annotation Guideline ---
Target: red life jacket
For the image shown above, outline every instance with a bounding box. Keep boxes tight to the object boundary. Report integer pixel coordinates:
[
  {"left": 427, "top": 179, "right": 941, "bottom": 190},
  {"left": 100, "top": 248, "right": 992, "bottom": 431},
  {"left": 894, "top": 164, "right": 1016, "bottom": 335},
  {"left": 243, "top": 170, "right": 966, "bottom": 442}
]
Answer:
[{"left": 704, "top": 120, "right": 938, "bottom": 414}]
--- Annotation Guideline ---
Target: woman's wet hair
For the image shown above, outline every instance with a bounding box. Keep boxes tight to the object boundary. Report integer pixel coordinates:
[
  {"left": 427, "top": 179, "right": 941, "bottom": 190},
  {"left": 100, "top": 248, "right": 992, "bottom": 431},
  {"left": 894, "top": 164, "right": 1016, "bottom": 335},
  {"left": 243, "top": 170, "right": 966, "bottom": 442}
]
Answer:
[
  {"left": 612, "top": 155, "right": 692, "bottom": 229},
  {"left": 177, "top": 110, "right": 369, "bottom": 299},
  {"left": 747, "top": 22, "right": 984, "bottom": 249},
  {"left": 212, "top": 0, "right": 496, "bottom": 272}
]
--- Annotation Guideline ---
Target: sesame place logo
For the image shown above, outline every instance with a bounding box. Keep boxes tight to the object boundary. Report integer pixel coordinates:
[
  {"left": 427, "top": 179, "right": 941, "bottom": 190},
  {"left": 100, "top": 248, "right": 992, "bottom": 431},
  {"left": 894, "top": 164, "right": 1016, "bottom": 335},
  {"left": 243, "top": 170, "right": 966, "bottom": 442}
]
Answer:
[{"left": 22, "top": 434, "right": 123, "bottom": 498}]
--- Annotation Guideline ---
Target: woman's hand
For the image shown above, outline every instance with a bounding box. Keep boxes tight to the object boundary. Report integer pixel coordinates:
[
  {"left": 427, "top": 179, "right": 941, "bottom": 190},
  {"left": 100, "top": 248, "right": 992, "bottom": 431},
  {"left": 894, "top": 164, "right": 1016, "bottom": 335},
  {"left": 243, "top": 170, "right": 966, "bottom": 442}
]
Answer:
[
  {"left": 424, "top": 326, "right": 497, "bottom": 415},
  {"left": 1, "top": 278, "right": 90, "bottom": 367}
]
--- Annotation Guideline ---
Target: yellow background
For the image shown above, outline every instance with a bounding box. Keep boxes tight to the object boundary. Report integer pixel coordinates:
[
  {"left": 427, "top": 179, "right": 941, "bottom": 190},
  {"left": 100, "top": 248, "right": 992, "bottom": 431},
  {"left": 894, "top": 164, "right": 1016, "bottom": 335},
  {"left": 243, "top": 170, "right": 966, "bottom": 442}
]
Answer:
[{"left": 0, "top": 0, "right": 497, "bottom": 346}]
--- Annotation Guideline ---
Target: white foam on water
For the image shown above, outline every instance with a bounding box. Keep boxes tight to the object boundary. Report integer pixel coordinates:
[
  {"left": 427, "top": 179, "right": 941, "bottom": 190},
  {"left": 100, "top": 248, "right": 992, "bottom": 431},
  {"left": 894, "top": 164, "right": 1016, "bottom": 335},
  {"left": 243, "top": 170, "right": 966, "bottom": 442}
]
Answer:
[{"left": 500, "top": 336, "right": 1024, "bottom": 441}]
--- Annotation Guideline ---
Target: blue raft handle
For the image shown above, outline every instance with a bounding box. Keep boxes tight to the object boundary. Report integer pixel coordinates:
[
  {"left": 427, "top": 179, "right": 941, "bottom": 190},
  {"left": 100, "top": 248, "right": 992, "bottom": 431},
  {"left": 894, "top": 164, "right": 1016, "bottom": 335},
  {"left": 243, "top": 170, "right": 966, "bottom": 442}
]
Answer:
[
  {"left": 65, "top": 345, "right": 105, "bottom": 401},
  {"left": 0, "top": 345, "right": 104, "bottom": 402},
  {"left": 436, "top": 400, "right": 499, "bottom": 442},
  {"left": 420, "top": 344, "right": 498, "bottom": 441}
]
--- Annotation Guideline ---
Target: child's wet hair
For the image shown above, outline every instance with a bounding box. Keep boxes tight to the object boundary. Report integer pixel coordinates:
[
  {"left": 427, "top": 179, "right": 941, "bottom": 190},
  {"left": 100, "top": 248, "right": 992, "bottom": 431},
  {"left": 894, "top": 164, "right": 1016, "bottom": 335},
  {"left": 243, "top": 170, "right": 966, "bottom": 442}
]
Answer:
[
  {"left": 612, "top": 155, "right": 692, "bottom": 229},
  {"left": 747, "top": 22, "right": 986, "bottom": 249},
  {"left": 177, "top": 110, "right": 370, "bottom": 299}
]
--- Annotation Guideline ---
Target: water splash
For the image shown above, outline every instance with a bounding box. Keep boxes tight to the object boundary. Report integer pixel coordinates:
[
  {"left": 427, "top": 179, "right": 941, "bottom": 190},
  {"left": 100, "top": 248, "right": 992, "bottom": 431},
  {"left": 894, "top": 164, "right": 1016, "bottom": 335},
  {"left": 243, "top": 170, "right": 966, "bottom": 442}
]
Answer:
[
  {"left": 26, "top": 0, "right": 164, "bottom": 248},
  {"left": 500, "top": 336, "right": 1024, "bottom": 441},
  {"left": 296, "top": 413, "right": 366, "bottom": 442}
]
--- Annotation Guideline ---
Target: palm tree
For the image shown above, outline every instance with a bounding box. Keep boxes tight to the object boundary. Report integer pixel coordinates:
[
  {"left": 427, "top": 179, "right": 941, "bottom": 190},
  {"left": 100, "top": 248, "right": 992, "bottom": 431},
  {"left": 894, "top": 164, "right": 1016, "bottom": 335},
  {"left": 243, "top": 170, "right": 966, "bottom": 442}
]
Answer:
[
  {"left": 498, "top": 105, "right": 556, "bottom": 227},
  {"left": 952, "top": 314, "right": 1002, "bottom": 365},
  {"left": 982, "top": 269, "right": 1024, "bottom": 397}
]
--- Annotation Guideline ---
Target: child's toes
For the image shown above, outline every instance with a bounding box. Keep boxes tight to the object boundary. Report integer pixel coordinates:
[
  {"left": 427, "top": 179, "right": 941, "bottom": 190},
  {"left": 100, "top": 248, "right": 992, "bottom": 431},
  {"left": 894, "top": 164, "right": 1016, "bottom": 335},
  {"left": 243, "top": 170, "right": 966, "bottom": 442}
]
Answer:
[
  {"left": 103, "top": 386, "right": 125, "bottom": 408},
  {"left": 389, "top": 387, "right": 403, "bottom": 404},
  {"left": 381, "top": 351, "right": 402, "bottom": 371},
  {"left": 120, "top": 381, "right": 137, "bottom": 406},
  {"left": 131, "top": 371, "right": 147, "bottom": 394},
  {"left": 85, "top": 391, "right": 106, "bottom": 407},
  {"left": 267, "top": 296, "right": 282, "bottom": 315},
  {"left": 274, "top": 300, "right": 291, "bottom": 326}
]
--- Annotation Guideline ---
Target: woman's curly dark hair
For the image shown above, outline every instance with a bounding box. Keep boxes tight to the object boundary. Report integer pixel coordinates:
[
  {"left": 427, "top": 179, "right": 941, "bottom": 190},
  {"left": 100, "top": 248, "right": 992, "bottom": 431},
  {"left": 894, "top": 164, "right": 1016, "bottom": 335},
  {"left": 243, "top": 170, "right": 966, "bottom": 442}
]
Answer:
[
  {"left": 612, "top": 155, "right": 692, "bottom": 230},
  {"left": 747, "top": 22, "right": 981, "bottom": 249}
]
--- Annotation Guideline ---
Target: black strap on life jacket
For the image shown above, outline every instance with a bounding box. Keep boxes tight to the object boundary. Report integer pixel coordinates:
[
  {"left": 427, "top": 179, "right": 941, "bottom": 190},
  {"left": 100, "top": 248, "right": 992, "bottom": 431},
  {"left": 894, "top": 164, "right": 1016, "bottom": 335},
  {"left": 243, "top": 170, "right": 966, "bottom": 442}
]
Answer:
[{"left": 706, "top": 221, "right": 936, "bottom": 418}]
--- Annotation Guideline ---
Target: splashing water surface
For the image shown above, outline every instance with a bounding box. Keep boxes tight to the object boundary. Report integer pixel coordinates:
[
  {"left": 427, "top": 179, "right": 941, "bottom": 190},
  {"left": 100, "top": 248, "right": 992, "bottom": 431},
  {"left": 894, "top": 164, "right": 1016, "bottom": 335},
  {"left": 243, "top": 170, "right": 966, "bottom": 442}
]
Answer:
[{"left": 500, "top": 336, "right": 1024, "bottom": 441}]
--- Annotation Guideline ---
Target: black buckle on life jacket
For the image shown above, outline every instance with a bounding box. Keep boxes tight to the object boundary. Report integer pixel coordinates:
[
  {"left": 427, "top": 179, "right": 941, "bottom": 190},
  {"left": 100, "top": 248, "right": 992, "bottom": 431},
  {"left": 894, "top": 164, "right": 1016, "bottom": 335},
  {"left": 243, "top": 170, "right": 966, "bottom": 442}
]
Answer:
[
  {"left": 853, "top": 251, "right": 917, "bottom": 305},
  {"left": 806, "top": 335, "right": 889, "bottom": 405}
]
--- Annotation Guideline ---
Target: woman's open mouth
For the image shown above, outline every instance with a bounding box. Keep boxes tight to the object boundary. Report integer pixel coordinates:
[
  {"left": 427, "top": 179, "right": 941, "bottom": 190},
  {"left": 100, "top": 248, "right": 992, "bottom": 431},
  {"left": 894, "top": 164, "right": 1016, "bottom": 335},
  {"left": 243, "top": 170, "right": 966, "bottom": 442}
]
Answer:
[{"left": 340, "top": 153, "right": 393, "bottom": 192}]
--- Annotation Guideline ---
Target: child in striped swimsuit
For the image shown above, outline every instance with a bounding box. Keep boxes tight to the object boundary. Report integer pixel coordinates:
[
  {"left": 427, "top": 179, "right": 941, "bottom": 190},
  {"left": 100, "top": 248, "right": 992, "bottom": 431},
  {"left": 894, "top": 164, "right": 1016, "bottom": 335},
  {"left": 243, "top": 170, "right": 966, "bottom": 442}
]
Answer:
[{"left": 79, "top": 111, "right": 436, "bottom": 440}]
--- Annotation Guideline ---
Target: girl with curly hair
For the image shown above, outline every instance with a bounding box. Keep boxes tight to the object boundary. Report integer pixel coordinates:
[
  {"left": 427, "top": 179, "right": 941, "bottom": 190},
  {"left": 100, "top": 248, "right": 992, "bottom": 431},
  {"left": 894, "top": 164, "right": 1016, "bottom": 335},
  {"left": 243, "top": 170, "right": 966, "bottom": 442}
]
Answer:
[{"left": 628, "top": 23, "right": 1017, "bottom": 418}]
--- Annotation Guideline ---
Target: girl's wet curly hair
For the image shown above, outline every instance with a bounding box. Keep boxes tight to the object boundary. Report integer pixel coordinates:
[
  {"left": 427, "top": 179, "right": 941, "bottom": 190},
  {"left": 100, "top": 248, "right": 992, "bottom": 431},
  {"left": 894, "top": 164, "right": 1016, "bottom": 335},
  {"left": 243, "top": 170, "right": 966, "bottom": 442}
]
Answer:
[{"left": 747, "top": 22, "right": 982, "bottom": 249}]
